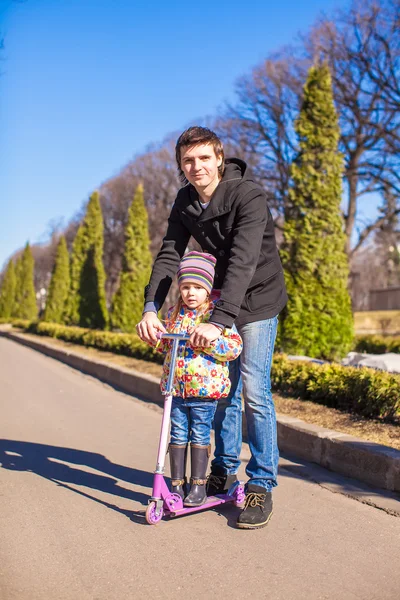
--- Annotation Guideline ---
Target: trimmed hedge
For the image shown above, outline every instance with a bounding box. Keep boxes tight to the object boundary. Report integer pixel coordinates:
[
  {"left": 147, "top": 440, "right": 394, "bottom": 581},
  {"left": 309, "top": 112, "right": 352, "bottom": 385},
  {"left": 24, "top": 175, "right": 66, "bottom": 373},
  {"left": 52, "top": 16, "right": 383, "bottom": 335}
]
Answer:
[
  {"left": 355, "top": 335, "right": 400, "bottom": 354},
  {"left": 23, "top": 321, "right": 163, "bottom": 364},
  {"left": 10, "top": 321, "right": 400, "bottom": 421},
  {"left": 272, "top": 354, "right": 399, "bottom": 420},
  {"left": 0, "top": 318, "right": 30, "bottom": 328}
]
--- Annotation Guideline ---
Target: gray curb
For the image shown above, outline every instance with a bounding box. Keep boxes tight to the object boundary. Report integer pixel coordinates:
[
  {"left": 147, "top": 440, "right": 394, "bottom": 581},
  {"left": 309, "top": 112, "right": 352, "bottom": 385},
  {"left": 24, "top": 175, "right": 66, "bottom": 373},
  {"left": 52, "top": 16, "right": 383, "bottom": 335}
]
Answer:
[{"left": 2, "top": 329, "right": 399, "bottom": 494}]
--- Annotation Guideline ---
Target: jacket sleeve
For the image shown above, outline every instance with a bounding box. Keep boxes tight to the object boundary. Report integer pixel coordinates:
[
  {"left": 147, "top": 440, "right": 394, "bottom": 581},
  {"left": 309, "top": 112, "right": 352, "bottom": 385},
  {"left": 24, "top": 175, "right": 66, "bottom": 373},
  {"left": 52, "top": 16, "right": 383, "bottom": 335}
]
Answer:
[
  {"left": 154, "top": 337, "right": 171, "bottom": 354},
  {"left": 149, "top": 333, "right": 171, "bottom": 354},
  {"left": 201, "top": 329, "right": 243, "bottom": 362},
  {"left": 144, "top": 198, "right": 191, "bottom": 309},
  {"left": 210, "top": 188, "right": 268, "bottom": 328}
]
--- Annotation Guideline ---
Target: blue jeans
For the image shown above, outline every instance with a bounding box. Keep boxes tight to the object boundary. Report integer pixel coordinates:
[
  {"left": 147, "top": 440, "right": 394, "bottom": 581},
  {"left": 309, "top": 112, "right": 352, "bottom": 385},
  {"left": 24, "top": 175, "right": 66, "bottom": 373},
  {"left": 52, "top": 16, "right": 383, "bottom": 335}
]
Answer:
[
  {"left": 212, "top": 317, "right": 279, "bottom": 491},
  {"left": 170, "top": 398, "right": 218, "bottom": 445}
]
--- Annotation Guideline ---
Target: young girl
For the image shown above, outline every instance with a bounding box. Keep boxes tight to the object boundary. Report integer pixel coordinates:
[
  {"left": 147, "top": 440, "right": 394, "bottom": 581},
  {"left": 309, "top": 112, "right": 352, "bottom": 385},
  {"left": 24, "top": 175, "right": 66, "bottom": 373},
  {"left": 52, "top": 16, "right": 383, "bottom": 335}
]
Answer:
[{"left": 154, "top": 251, "right": 242, "bottom": 507}]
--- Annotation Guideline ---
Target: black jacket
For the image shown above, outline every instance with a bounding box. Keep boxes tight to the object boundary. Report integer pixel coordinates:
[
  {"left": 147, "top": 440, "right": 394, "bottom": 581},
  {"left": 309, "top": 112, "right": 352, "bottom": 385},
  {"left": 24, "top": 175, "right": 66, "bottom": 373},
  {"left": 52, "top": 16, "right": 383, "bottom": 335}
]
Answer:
[{"left": 145, "top": 158, "right": 288, "bottom": 328}]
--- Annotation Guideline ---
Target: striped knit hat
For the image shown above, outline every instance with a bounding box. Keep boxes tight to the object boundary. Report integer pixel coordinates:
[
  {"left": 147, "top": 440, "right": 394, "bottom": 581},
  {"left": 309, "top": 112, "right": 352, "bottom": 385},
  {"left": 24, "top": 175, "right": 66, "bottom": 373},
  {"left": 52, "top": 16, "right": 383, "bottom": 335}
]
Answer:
[{"left": 177, "top": 251, "right": 216, "bottom": 295}]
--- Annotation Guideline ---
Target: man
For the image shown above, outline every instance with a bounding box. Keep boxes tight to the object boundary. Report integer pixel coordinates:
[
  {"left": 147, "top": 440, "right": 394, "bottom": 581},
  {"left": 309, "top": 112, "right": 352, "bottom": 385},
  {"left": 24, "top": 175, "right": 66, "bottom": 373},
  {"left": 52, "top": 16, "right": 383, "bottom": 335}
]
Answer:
[{"left": 136, "top": 126, "right": 287, "bottom": 529}]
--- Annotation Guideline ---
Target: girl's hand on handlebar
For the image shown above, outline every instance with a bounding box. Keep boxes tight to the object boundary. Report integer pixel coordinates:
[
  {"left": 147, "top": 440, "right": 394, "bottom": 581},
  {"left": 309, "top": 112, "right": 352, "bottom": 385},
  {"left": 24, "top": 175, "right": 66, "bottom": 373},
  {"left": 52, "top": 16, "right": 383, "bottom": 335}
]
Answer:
[{"left": 136, "top": 312, "right": 166, "bottom": 345}]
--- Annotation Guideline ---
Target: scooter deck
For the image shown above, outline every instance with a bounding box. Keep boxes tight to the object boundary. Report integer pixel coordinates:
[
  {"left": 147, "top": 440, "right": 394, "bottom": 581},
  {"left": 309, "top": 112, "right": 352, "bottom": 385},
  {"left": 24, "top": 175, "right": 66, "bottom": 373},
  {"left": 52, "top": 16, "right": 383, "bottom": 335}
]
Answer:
[{"left": 167, "top": 494, "right": 237, "bottom": 517}]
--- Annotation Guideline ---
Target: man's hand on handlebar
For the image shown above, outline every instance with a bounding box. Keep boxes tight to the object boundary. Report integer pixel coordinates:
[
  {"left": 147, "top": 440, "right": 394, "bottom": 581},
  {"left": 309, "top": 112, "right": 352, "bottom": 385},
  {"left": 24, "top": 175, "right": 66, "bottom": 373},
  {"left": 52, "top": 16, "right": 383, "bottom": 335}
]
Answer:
[
  {"left": 189, "top": 323, "right": 222, "bottom": 348},
  {"left": 136, "top": 312, "right": 166, "bottom": 345}
]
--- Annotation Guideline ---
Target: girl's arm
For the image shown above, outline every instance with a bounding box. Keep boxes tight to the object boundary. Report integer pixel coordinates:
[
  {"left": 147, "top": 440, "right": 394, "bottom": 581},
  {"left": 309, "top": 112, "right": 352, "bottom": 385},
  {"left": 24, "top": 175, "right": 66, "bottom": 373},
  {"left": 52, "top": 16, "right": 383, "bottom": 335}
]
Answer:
[{"left": 200, "top": 329, "right": 243, "bottom": 362}]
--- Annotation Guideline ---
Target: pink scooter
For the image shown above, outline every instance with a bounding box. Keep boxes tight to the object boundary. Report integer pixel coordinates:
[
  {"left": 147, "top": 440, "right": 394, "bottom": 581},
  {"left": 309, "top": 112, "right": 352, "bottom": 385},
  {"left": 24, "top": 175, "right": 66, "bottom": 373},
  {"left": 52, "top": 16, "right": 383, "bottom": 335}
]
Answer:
[{"left": 145, "top": 332, "right": 245, "bottom": 525}]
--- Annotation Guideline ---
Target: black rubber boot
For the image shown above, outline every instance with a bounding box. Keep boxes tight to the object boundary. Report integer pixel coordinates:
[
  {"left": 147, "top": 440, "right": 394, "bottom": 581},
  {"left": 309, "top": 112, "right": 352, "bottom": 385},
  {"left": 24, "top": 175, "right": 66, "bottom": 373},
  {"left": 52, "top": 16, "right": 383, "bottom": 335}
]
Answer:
[
  {"left": 236, "top": 484, "right": 273, "bottom": 529},
  {"left": 206, "top": 465, "right": 238, "bottom": 496},
  {"left": 184, "top": 444, "right": 210, "bottom": 507},
  {"left": 169, "top": 444, "right": 188, "bottom": 500}
]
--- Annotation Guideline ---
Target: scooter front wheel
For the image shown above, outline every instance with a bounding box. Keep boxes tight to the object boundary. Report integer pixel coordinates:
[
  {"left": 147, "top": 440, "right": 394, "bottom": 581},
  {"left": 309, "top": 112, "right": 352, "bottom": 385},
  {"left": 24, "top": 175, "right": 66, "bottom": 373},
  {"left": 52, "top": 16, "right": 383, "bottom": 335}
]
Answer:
[
  {"left": 145, "top": 501, "right": 164, "bottom": 525},
  {"left": 233, "top": 483, "right": 246, "bottom": 507}
]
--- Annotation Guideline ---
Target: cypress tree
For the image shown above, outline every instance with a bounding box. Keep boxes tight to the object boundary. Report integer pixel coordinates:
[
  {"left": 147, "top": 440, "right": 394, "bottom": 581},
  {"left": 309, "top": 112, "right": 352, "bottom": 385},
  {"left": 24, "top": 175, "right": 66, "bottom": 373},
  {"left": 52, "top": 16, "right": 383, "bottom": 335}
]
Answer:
[
  {"left": 280, "top": 64, "right": 354, "bottom": 360},
  {"left": 43, "top": 235, "right": 70, "bottom": 323},
  {"left": 111, "top": 184, "right": 152, "bottom": 332},
  {"left": 0, "top": 259, "right": 16, "bottom": 319},
  {"left": 13, "top": 243, "right": 37, "bottom": 320},
  {"left": 66, "top": 191, "right": 109, "bottom": 329},
  {"left": 12, "top": 256, "right": 22, "bottom": 318}
]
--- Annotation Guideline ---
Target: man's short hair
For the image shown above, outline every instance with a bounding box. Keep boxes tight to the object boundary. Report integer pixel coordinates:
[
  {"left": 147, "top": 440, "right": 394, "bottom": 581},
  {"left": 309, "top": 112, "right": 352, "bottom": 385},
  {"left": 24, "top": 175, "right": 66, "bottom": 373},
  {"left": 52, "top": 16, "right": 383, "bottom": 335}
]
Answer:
[{"left": 175, "top": 126, "right": 225, "bottom": 184}]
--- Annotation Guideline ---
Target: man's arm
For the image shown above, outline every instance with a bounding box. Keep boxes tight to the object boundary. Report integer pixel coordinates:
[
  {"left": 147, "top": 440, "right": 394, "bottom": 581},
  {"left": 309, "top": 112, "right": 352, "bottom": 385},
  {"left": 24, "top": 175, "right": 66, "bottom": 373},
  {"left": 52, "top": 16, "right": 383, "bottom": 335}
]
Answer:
[
  {"left": 137, "top": 199, "right": 190, "bottom": 344},
  {"left": 210, "top": 189, "right": 268, "bottom": 328},
  {"left": 142, "top": 301, "right": 160, "bottom": 315},
  {"left": 144, "top": 200, "right": 191, "bottom": 308}
]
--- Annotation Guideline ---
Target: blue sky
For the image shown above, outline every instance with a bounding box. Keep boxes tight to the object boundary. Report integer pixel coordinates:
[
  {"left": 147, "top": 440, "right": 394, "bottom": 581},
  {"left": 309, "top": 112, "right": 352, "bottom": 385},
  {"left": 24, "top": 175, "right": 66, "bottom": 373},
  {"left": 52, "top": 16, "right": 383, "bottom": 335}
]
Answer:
[{"left": 1, "top": 0, "right": 351, "bottom": 268}]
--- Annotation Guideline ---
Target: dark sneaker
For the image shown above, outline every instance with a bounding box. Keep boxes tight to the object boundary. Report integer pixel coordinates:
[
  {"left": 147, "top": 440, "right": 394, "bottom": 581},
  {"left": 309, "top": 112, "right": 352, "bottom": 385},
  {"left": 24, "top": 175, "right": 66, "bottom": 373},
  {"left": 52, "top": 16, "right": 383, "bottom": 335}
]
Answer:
[
  {"left": 236, "top": 484, "right": 273, "bottom": 529},
  {"left": 206, "top": 466, "right": 238, "bottom": 496}
]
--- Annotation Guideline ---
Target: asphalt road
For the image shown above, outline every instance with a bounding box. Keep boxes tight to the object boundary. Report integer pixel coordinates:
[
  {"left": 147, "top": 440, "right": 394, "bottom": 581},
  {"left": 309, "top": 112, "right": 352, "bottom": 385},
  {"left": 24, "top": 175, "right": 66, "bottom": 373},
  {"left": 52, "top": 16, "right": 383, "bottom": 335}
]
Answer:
[{"left": 1, "top": 337, "right": 399, "bottom": 600}]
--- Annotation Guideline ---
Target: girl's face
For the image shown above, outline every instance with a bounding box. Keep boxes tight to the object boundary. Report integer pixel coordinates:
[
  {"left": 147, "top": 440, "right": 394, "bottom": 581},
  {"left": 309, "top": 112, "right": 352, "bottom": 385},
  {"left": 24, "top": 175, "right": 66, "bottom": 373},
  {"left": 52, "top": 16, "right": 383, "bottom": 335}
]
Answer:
[{"left": 180, "top": 282, "right": 208, "bottom": 309}]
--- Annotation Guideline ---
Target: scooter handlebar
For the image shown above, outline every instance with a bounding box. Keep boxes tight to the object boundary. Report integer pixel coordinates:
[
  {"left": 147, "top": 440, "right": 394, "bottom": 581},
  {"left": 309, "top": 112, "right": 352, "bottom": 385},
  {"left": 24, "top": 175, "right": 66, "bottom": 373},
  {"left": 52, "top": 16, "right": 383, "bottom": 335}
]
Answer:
[{"left": 156, "top": 332, "right": 191, "bottom": 342}]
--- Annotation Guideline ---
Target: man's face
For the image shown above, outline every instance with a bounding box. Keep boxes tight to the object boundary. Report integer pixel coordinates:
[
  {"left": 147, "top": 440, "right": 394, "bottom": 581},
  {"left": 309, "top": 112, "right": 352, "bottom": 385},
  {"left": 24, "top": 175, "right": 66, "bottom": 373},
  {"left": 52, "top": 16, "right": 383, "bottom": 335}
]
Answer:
[{"left": 180, "top": 143, "right": 222, "bottom": 192}]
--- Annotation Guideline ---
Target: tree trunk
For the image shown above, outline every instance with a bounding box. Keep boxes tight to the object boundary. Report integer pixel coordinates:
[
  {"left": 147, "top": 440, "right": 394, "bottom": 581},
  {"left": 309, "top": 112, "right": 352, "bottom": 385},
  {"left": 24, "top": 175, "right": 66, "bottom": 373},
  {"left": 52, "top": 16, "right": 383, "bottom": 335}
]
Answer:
[{"left": 345, "top": 165, "right": 358, "bottom": 256}]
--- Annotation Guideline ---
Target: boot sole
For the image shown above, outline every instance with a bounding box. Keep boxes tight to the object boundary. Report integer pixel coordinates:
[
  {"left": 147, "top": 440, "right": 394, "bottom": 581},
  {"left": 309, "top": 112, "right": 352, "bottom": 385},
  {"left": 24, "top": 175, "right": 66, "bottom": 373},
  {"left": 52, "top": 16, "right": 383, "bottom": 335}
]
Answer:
[{"left": 236, "top": 511, "right": 273, "bottom": 530}]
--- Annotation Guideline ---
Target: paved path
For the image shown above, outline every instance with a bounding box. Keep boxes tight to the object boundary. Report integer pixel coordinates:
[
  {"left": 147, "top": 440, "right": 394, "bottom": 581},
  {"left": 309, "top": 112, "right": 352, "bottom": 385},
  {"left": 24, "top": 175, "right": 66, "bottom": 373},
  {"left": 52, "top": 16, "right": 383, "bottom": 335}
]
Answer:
[{"left": 1, "top": 337, "right": 399, "bottom": 600}]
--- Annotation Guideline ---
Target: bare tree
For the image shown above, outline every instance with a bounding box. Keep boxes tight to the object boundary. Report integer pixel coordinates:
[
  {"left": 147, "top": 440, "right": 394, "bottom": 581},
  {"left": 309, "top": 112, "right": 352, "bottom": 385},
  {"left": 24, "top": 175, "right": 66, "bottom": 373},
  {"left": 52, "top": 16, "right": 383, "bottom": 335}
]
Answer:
[
  {"left": 99, "top": 173, "right": 138, "bottom": 301},
  {"left": 98, "top": 138, "right": 180, "bottom": 303},
  {"left": 217, "top": 55, "right": 303, "bottom": 228},
  {"left": 10, "top": 2, "right": 400, "bottom": 310},
  {"left": 306, "top": 0, "right": 400, "bottom": 255},
  {"left": 220, "top": 0, "right": 400, "bottom": 255},
  {"left": 350, "top": 189, "right": 400, "bottom": 310},
  {"left": 349, "top": 242, "right": 387, "bottom": 309},
  {"left": 374, "top": 188, "right": 400, "bottom": 286},
  {"left": 126, "top": 138, "right": 180, "bottom": 253}
]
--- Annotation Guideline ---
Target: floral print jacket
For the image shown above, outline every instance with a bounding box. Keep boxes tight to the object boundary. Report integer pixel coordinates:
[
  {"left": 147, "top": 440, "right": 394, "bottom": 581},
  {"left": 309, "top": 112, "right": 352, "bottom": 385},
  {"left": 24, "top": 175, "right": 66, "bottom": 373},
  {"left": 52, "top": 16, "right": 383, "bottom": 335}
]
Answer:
[{"left": 157, "top": 300, "right": 243, "bottom": 400}]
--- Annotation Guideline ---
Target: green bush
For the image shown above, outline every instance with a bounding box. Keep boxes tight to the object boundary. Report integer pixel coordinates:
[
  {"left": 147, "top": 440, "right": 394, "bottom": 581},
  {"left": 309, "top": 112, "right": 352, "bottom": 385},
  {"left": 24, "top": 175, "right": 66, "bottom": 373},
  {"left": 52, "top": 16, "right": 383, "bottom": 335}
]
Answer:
[
  {"left": 354, "top": 335, "right": 400, "bottom": 354},
  {"left": 13, "top": 244, "right": 37, "bottom": 320},
  {"left": 272, "top": 354, "right": 400, "bottom": 420},
  {"left": 65, "top": 192, "right": 109, "bottom": 329},
  {"left": 1, "top": 318, "right": 31, "bottom": 328},
  {"left": 0, "top": 259, "right": 16, "bottom": 319},
  {"left": 11, "top": 322, "right": 400, "bottom": 421},
  {"left": 24, "top": 321, "right": 163, "bottom": 364},
  {"left": 280, "top": 64, "right": 354, "bottom": 360},
  {"left": 111, "top": 184, "right": 152, "bottom": 332},
  {"left": 43, "top": 236, "right": 70, "bottom": 324}
]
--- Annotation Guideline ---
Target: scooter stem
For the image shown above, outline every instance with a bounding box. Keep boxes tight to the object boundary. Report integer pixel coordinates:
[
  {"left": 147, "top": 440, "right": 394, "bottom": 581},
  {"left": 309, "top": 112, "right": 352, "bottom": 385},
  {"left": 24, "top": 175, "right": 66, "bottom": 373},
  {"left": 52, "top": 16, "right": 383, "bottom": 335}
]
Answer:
[
  {"left": 155, "top": 393, "right": 173, "bottom": 473},
  {"left": 154, "top": 334, "right": 189, "bottom": 473}
]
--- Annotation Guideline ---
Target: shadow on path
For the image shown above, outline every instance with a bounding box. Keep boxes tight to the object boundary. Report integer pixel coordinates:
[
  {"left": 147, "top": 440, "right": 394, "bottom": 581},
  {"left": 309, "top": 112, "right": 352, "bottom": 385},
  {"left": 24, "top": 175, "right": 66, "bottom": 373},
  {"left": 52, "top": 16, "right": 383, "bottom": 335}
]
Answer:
[{"left": 0, "top": 439, "right": 154, "bottom": 521}]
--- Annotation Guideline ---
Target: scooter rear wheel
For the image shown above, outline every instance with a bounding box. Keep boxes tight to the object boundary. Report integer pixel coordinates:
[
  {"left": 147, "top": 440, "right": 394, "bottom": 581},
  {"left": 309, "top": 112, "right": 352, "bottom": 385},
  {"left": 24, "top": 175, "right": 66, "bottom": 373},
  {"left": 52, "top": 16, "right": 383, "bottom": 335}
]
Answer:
[{"left": 145, "top": 501, "right": 164, "bottom": 525}]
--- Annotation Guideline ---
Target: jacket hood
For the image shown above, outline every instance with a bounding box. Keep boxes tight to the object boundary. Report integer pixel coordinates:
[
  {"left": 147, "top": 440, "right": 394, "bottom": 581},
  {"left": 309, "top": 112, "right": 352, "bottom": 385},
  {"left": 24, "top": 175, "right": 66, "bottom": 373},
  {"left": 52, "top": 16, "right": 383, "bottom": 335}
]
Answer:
[
  {"left": 184, "top": 157, "right": 255, "bottom": 222},
  {"left": 222, "top": 157, "right": 249, "bottom": 182},
  {"left": 188, "top": 158, "right": 251, "bottom": 199}
]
